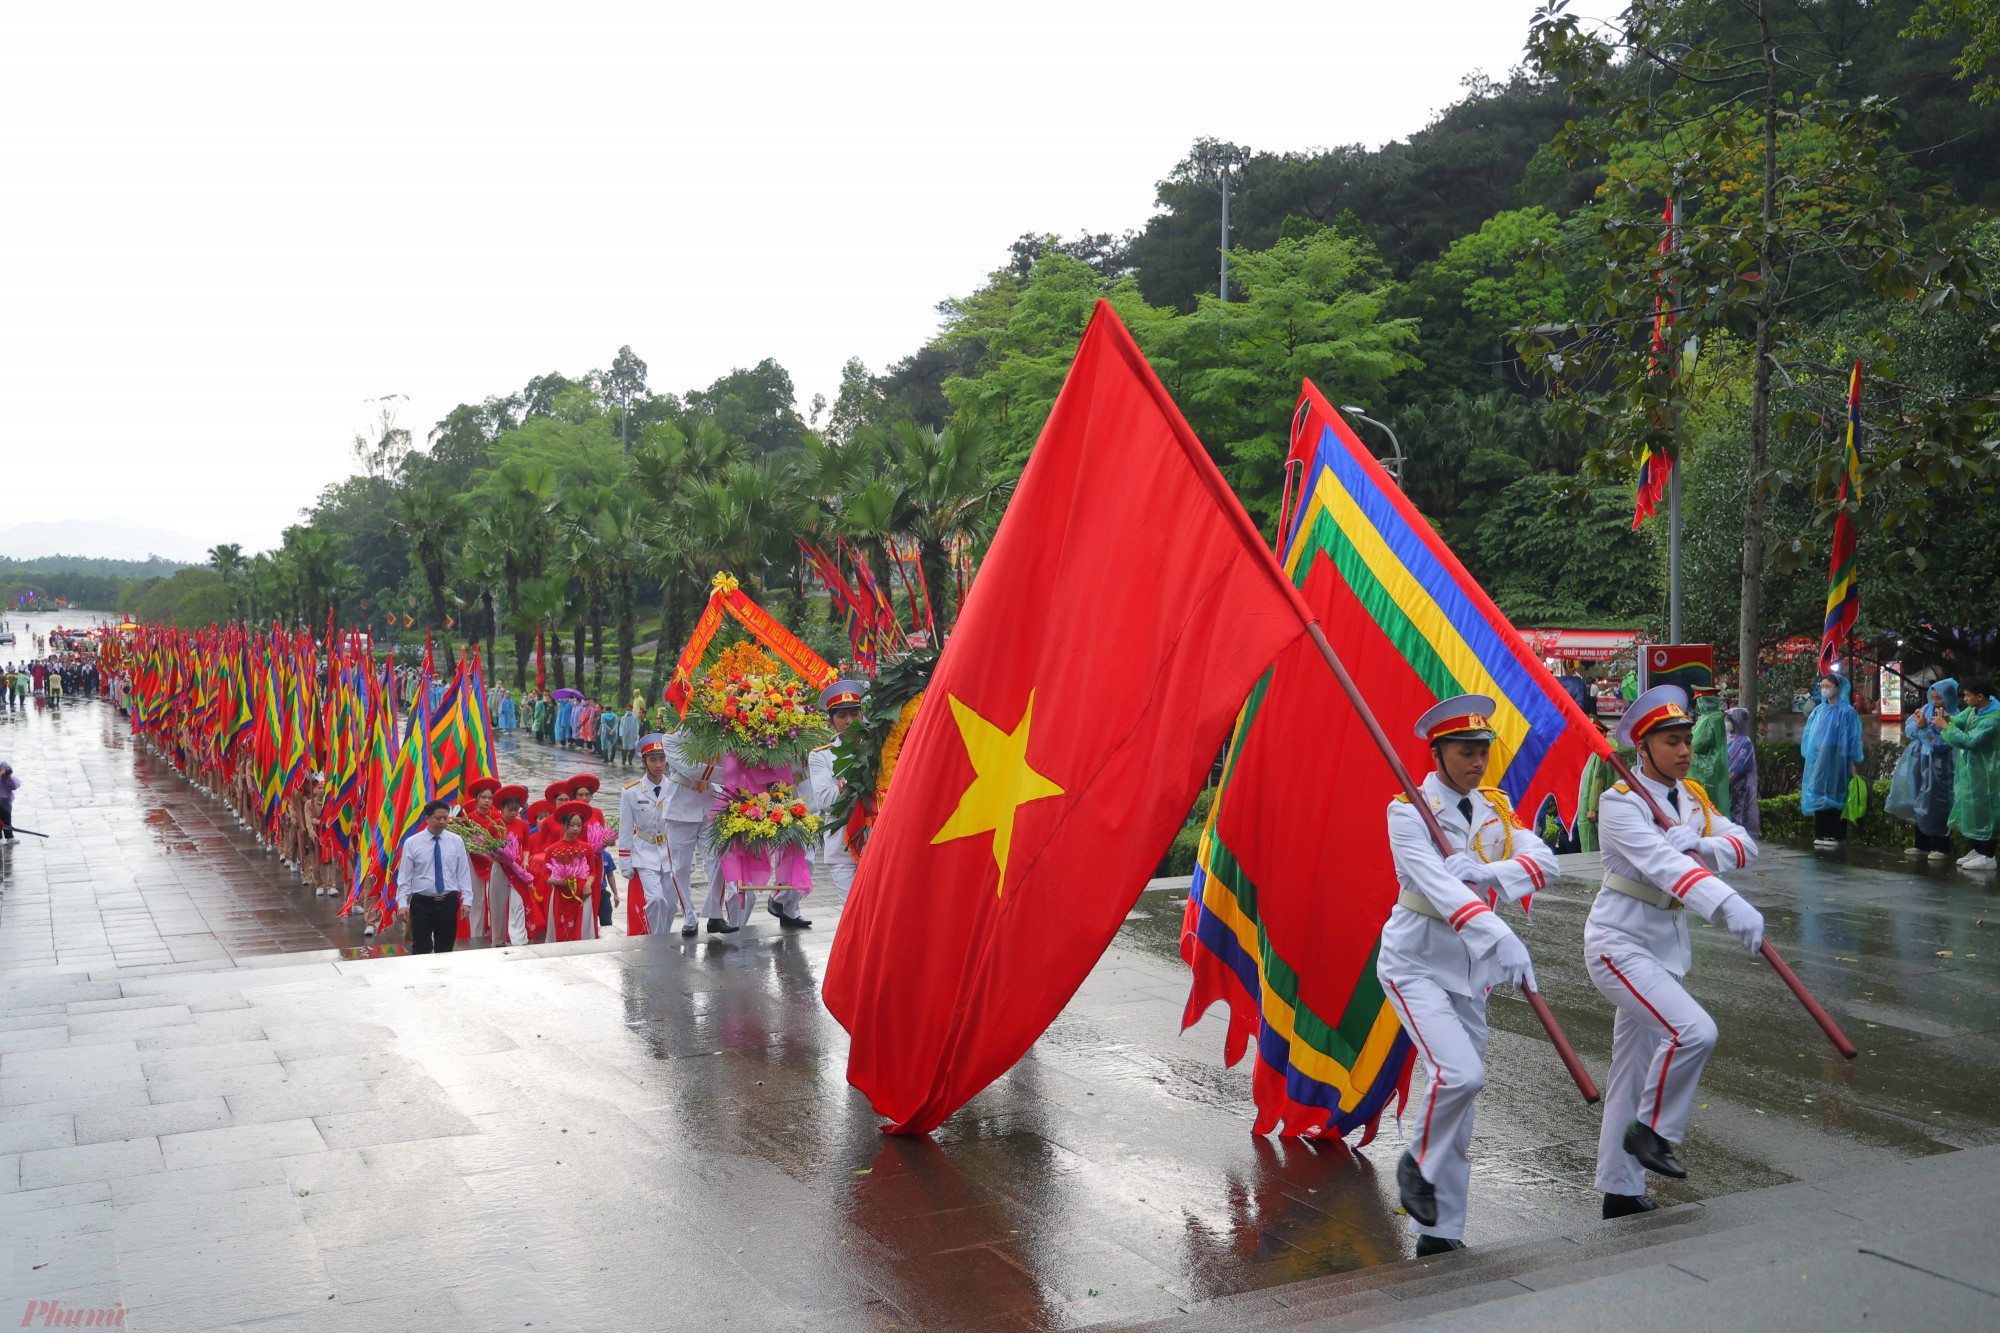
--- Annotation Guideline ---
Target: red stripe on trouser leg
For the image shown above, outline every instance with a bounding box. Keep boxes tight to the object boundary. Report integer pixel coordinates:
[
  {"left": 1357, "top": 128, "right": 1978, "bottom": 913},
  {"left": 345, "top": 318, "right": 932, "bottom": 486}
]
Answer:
[
  {"left": 1598, "top": 956, "right": 1682, "bottom": 1128},
  {"left": 1386, "top": 979, "right": 1444, "bottom": 1163}
]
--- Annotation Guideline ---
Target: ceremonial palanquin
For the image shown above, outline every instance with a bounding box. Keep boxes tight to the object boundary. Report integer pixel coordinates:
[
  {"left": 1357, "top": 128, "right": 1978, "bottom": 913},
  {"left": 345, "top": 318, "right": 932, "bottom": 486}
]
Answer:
[{"left": 1180, "top": 381, "right": 1600, "bottom": 1141}]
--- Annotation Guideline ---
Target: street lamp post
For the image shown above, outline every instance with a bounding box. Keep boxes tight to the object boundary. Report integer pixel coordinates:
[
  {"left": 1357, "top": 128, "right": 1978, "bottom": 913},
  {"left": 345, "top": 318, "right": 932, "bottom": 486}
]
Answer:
[
  {"left": 1219, "top": 150, "right": 1244, "bottom": 303},
  {"left": 1342, "top": 406, "right": 1404, "bottom": 485}
]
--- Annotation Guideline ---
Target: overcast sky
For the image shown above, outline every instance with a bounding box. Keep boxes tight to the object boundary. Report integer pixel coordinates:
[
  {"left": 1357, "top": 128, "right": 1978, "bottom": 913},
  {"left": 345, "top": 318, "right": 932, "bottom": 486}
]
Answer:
[{"left": 2, "top": 1, "right": 1563, "bottom": 556}]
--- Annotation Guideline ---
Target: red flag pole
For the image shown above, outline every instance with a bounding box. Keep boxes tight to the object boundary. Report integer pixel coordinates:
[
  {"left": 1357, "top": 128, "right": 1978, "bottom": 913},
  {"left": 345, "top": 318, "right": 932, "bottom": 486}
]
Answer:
[
  {"left": 1596, "top": 750, "right": 1856, "bottom": 1059},
  {"left": 1303, "top": 624, "right": 1600, "bottom": 1104}
]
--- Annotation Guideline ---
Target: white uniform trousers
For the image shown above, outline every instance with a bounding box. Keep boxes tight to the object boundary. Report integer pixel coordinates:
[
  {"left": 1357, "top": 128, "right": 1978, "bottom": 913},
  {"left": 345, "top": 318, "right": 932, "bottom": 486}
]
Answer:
[
  {"left": 506, "top": 881, "right": 528, "bottom": 946},
  {"left": 636, "top": 847, "right": 704, "bottom": 935},
  {"left": 640, "top": 820, "right": 706, "bottom": 932},
  {"left": 1587, "top": 948, "right": 1719, "bottom": 1195},
  {"left": 485, "top": 870, "right": 511, "bottom": 945},
  {"left": 465, "top": 870, "right": 489, "bottom": 941},
  {"left": 1380, "top": 972, "right": 1488, "bottom": 1241}
]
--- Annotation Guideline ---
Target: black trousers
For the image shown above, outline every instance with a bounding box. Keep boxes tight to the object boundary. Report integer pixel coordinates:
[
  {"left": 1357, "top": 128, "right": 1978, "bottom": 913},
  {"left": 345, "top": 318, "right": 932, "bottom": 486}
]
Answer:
[
  {"left": 408, "top": 892, "right": 461, "bottom": 953},
  {"left": 1813, "top": 807, "right": 1847, "bottom": 841},
  {"left": 1914, "top": 829, "right": 1953, "bottom": 853}
]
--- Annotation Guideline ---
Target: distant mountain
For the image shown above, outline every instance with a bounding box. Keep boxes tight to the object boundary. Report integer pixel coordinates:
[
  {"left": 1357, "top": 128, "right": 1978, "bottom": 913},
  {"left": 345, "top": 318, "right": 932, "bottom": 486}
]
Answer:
[{"left": 0, "top": 519, "right": 210, "bottom": 564}]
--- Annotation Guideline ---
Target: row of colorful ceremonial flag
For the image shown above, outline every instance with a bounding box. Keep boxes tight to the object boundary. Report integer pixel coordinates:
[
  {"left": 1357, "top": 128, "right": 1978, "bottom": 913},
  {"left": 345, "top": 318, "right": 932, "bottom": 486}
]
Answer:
[{"left": 125, "top": 622, "right": 493, "bottom": 920}]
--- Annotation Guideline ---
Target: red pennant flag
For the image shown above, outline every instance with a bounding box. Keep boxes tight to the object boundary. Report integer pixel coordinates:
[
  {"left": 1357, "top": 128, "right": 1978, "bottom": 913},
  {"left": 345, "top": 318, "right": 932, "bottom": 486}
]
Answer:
[{"left": 823, "top": 301, "right": 1318, "bottom": 1133}]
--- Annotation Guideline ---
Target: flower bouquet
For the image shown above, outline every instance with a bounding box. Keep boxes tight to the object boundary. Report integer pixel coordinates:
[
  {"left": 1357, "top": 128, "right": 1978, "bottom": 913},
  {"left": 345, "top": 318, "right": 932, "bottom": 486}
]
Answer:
[
  {"left": 707, "top": 781, "right": 821, "bottom": 861},
  {"left": 545, "top": 854, "right": 596, "bottom": 903},
  {"left": 679, "top": 641, "right": 829, "bottom": 770},
  {"left": 706, "top": 780, "right": 819, "bottom": 902}
]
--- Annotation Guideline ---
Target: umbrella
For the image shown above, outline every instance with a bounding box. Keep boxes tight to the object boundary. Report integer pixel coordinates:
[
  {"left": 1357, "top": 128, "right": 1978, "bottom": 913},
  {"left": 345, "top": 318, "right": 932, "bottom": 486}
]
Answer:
[{"left": 553, "top": 688, "right": 583, "bottom": 701}]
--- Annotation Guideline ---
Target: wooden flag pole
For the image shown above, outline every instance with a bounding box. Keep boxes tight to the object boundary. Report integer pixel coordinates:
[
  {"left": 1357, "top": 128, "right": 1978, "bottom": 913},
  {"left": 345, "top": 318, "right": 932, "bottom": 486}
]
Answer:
[
  {"left": 1597, "top": 750, "right": 1857, "bottom": 1060},
  {"left": 1304, "top": 625, "right": 1601, "bottom": 1104}
]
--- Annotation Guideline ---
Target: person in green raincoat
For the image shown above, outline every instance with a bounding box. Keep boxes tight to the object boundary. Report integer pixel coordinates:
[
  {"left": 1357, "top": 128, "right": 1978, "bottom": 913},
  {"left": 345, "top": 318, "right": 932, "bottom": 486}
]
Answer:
[
  {"left": 1688, "top": 693, "right": 1730, "bottom": 820},
  {"left": 1943, "top": 676, "right": 1999, "bottom": 870}
]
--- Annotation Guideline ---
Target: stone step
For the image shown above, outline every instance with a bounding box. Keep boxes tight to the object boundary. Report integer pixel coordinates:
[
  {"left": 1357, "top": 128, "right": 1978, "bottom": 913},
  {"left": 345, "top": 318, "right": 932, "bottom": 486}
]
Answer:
[{"left": 1110, "top": 1145, "right": 2000, "bottom": 1332}]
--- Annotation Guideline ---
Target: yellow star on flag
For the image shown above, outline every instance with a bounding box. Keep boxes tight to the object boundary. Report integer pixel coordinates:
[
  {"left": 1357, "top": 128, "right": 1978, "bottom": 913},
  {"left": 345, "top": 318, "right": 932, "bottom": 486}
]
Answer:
[{"left": 931, "top": 690, "right": 1065, "bottom": 894}]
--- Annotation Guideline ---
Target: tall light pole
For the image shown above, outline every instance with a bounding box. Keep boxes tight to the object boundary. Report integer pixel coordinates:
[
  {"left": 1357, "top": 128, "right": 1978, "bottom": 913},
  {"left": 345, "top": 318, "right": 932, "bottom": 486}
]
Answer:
[
  {"left": 1219, "top": 150, "right": 1243, "bottom": 303},
  {"left": 1342, "top": 406, "right": 1404, "bottom": 485},
  {"left": 1667, "top": 195, "right": 1683, "bottom": 645}
]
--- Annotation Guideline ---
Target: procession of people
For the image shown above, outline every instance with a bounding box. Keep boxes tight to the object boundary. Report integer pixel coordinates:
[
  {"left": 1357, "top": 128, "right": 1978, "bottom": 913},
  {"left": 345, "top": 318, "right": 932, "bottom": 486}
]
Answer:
[{"left": 10, "top": 612, "right": 1989, "bottom": 1261}]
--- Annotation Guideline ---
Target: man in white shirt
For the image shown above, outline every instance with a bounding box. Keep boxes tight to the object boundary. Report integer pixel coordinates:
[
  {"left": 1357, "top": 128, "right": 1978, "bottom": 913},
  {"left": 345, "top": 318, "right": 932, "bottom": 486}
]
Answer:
[
  {"left": 1378, "top": 694, "right": 1557, "bottom": 1256},
  {"left": 618, "top": 734, "right": 710, "bottom": 938},
  {"left": 398, "top": 800, "right": 475, "bottom": 954},
  {"left": 1590, "top": 684, "right": 1763, "bottom": 1218}
]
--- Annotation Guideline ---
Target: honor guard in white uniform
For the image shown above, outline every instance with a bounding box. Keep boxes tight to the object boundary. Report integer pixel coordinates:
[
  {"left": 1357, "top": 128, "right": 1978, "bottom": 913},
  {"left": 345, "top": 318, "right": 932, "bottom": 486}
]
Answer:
[
  {"left": 617, "top": 732, "right": 715, "bottom": 938},
  {"left": 804, "top": 679, "right": 868, "bottom": 906},
  {"left": 1380, "top": 695, "right": 1558, "bottom": 1256},
  {"left": 1589, "top": 685, "right": 1763, "bottom": 1218}
]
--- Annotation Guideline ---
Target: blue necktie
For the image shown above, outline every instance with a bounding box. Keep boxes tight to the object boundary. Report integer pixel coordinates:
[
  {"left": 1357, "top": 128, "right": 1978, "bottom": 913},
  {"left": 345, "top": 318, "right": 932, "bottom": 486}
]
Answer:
[{"left": 433, "top": 836, "right": 445, "bottom": 896}]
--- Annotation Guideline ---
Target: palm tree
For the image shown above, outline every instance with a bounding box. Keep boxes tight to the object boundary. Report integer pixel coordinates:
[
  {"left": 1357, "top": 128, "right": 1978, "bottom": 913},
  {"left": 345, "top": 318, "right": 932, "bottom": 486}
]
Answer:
[
  {"left": 592, "top": 494, "right": 645, "bottom": 705},
  {"left": 486, "top": 461, "right": 557, "bottom": 689},
  {"left": 207, "top": 543, "right": 247, "bottom": 618},
  {"left": 555, "top": 488, "right": 609, "bottom": 692},
  {"left": 459, "top": 514, "right": 506, "bottom": 673},
  {"left": 512, "top": 575, "right": 569, "bottom": 691},
  {"left": 628, "top": 416, "right": 745, "bottom": 694},
  {"left": 879, "top": 420, "right": 1003, "bottom": 629},
  {"left": 392, "top": 480, "right": 468, "bottom": 674}
]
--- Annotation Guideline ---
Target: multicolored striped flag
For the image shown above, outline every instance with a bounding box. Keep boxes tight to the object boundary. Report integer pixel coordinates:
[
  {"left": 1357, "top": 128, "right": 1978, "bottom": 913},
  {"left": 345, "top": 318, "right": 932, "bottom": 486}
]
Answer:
[
  {"left": 1817, "top": 363, "right": 1863, "bottom": 671},
  {"left": 1633, "top": 198, "right": 1678, "bottom": 530},
  {"left": 1179, "top": 379, "right": 1601, "bottom": 1140}
]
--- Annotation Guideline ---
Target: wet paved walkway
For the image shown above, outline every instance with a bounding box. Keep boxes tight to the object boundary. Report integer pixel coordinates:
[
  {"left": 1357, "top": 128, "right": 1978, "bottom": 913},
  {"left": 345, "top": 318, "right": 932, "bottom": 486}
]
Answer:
[{"left": 0, "top": 681, "right": 1996, "bottom": 1330}]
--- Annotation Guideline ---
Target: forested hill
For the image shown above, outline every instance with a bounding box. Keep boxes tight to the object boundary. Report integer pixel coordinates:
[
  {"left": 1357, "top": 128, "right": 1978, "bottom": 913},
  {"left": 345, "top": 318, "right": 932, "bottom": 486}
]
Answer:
[{"left": 1130, "top": 6, "right": 2000, "bottom": 311}]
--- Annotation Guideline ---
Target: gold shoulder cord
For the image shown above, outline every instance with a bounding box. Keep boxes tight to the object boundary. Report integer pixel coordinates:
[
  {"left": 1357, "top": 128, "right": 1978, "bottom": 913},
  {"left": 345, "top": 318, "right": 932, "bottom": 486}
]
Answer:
[
  {"left": 1473, "top": 787, "right": 1515, "bottom": 862},
  {"left": 1682, "top": 779, "right": 1717, "bottom": 836}
]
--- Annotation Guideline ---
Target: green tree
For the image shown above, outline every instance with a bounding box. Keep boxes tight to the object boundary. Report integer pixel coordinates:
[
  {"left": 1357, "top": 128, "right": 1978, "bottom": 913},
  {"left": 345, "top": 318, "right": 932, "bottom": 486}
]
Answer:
[
  {"left": 1520, "top": 0, "right": 1995, "bottom": 715},
  {"left": 483, "top": 461, "right": 557, "bottom": 690}
]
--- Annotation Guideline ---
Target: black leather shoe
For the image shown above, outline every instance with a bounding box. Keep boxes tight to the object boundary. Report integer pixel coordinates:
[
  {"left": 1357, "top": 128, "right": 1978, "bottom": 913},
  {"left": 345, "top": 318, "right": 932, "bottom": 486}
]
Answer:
[
  {"left": 706, "top": 918, "right": 740, "bottom": 935},
  {"left": 1397, "top": 1150, "right": 1438, "bottom": 1227},
  {"left": 1622, "top": 1120, "right": 1687, "bottom": 1179},
  {"left": 1602, "top": 1193, "right": 1660, "bottom": 1219},
  {"left": 680, "top": 923, "right": 698, "bottom": 937},
  {"left": 768, "top": 902, "right": 813, "bottom": 929},
  {"left": 1413, "top": 1235, "right": 1465, "bottom": 1257}
]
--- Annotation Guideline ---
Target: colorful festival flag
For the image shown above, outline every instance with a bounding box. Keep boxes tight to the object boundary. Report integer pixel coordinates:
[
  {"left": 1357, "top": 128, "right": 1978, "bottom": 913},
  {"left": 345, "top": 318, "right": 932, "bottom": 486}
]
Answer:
[
  {"left": 1633, "top": 198, "right": 1678, "bottom": 530},
  {"left": 1179, "top": 380, "right": 1601, "bottom": 1140},
  {"left": 1818, "top": 363, "right": 1864, "bottom": 671},
  {"left": 823, "top": 301, "right": 1320, "bottom": 1134}
]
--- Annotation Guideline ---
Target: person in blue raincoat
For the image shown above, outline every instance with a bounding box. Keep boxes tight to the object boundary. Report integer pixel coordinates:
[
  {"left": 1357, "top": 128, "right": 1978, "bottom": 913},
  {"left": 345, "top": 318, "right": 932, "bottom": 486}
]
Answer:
[
  {"left": 495, "top": 688, "right": 517, "bottom": 733},
  {"left": 1898, "top": 679, "right": 1958, "bottom": 863},
  {"left": 1800, "top": 672, "right": 1864, "bottom": 848}
]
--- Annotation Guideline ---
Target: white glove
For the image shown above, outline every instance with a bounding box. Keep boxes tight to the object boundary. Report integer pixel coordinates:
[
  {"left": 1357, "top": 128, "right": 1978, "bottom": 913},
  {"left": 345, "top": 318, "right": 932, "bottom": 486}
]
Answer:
[
  {"left": 1443, "top": 852, "right": 1487, "bottom": 884},
  {"left": 1717, "top": 894, "right": 1764, "bottom": 953},
  {"left": 1491, "top": 931, "right": 1537, "bottom": 991},
  {"left": 1664, "top": 823, "right": 1700, "bottom": 853}
]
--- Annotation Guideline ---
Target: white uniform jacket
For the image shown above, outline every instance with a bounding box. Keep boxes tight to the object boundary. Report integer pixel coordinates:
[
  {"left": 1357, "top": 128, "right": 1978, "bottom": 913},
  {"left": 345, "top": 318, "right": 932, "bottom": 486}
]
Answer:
[
  {"left": 1591, "top": 769, "right": 1757, "bottom": 977},
  {"left": 1378, "top": 773, "right": 1559, "bottom": 997},
  {"left": 661, "top": 730, "right": 718, "bottom": 822},
  {"left": 616, "top": 776, "right": 677, "bottom": 873},
  {"left": 805, "top": 740, "right": 857, "bottom": 868}
]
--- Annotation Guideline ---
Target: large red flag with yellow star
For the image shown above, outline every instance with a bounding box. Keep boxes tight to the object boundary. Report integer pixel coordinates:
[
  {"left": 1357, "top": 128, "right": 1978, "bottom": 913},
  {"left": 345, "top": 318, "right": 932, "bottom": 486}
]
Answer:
[{"left": 823, "top": 300, "right": 1320, "bottom": 1133}]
